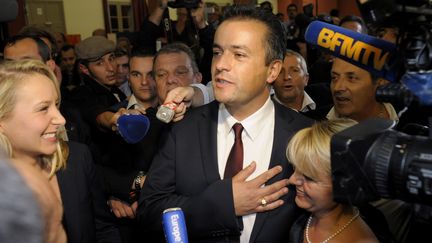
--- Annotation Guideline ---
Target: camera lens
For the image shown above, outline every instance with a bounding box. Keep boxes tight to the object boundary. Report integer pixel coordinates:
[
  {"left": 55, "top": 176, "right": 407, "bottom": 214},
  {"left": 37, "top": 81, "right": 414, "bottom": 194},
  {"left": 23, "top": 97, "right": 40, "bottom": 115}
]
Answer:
[{"left": 365, "top": 130, "right": 432, "bottom": 204}]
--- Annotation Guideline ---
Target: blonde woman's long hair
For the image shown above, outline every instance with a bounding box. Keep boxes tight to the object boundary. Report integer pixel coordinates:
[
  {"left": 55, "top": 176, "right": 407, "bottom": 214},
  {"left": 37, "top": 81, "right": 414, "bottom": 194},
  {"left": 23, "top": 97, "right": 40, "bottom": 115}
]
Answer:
[{"left": 0, "top": 59, "right": 68, "bottom": 177}]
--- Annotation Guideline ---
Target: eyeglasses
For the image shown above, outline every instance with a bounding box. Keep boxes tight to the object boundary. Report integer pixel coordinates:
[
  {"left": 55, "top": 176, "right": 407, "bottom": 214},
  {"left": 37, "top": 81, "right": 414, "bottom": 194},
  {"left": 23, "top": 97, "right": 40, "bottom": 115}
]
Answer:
[{"left": 154, "top": 66, "right": 192, "bottom": 80}]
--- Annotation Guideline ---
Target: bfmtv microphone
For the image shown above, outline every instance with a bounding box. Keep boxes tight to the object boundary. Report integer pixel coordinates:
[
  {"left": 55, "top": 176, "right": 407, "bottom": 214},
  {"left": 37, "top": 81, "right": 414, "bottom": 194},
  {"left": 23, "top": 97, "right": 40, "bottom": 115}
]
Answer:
[
  {"left": 305, "top": 21, "right": 398, "bottom": 82},
  {"left": 163, "top": 208, "right": 188, "bottom": 243},
  {"left": 117, "top": 114, "right": 150, "bottom": 144}
]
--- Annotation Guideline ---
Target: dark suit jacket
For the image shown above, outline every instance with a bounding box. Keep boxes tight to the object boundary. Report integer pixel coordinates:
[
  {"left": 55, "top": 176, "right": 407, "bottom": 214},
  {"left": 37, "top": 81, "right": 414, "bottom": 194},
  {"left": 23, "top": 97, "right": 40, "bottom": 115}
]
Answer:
[
  {"left": 70, "top": 75, "right": 126, "bottom": 167},
  {"left": 101, "top": 103, "right": 167, "bottom": 202},
  {"left": 57, "top": 141, "right": 121, "bottom": 243},
  {"left": 138, "top": 100, "right": 313, "bottom": 242}
]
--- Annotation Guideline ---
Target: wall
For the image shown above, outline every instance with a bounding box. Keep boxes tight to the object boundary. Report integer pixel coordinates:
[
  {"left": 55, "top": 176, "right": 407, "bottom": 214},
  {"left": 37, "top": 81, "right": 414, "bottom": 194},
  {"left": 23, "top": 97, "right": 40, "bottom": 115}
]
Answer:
[
  {"left": 63, "top": 0, "right": 131, "bottom": 39},
  {"left": 63, "top": 0, "right": 104, "bottom": 39},
  {"left": 62, "top": 0, "right": 231, "bottom": 38},
  {"left": 277, "top": 0, "right": 359, "bottom": 20},
  {"left": 4, "top": 0, "right": 362, "bottom": 40}
]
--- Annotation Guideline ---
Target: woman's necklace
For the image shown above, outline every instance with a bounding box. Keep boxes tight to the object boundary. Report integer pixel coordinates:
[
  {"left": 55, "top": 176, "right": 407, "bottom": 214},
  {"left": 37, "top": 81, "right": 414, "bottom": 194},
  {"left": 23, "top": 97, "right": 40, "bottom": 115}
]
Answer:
[{"left": 305, "top": 208, "right": 360, "bottom": 243}]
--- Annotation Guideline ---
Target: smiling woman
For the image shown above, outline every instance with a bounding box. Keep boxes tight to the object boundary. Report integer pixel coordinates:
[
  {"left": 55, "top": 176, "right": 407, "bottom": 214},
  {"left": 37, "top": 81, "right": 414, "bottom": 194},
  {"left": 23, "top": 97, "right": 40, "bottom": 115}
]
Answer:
[
  {"left": 0, "top": 59, "right": 67, "bottom": 243},
  {"left": 285, "top": 119, "right": 391, "bottom": 243}
]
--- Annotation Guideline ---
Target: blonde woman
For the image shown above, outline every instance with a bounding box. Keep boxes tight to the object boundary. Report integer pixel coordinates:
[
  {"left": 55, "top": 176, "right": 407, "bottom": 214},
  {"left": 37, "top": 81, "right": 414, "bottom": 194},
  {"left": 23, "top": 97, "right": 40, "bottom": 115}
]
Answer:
[
  {"left": 286, "top": 119, "right": 387, "bottom": 243},
  {"left": 0, "top": 59, "right": 67, "bottom": 243}
]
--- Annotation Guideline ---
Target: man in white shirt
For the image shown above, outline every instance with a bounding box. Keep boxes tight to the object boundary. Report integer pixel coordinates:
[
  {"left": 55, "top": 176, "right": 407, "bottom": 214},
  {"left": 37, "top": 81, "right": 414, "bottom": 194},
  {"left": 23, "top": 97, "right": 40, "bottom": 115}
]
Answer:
[
  {"left": 273, "top": 49, "right": 316, "bottom": 112},
  {"left": 138, "top": 5, "right": 312, "bottom": 242},
  {"left": 328, "top": 58, "right": 398, "bottom": 122}
]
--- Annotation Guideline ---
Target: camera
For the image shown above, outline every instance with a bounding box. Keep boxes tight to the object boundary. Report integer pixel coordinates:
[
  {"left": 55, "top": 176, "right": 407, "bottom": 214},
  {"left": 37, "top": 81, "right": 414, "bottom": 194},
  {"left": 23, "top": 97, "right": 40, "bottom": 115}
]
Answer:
[
  {"left": 331, "top": 118, "right": 432, "bottom": 205},
  {"left": 357, "top": 0, "right": 432, "bottom": 107},
  {"left": 167, "top": 0, "right": 200, "bottom": 9},
  {"left": 329, "top": 0, "right": 432, "bottom": 206}
]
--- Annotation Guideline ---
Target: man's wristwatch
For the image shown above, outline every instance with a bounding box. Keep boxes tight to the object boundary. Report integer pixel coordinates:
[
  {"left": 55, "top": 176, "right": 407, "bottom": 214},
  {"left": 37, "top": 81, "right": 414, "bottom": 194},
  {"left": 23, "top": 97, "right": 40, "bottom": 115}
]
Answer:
[{"left": 134, "top": 171, "right": 145, "bottom": 190}]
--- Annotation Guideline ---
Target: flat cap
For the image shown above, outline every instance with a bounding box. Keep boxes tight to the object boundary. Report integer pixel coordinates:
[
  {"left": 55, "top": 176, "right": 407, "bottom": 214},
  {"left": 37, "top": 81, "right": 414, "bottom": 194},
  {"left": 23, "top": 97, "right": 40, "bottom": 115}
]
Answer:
[{"left": 75, "top": 36, "right": 116, "bottom": 61}]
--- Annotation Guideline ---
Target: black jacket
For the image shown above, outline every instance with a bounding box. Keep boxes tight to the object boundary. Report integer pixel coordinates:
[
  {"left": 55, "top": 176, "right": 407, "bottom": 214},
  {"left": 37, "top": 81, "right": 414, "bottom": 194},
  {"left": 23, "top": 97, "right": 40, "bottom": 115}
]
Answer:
[
  {"left": 138, "top": 100, "right": 313, "bottom": 242},
  {"left": 57, "top": 141, "right": 121, "bottom": 243}
]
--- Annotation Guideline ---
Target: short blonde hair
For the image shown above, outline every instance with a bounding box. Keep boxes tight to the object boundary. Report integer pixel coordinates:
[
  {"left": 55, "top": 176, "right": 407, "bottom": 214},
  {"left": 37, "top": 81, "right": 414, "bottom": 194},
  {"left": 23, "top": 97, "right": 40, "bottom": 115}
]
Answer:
[
  {"left": 286, "top": 119, "right": 357, "bottom": 181},
  {"left": 0, "top": 59, "right": 67, "bottom": 177}
]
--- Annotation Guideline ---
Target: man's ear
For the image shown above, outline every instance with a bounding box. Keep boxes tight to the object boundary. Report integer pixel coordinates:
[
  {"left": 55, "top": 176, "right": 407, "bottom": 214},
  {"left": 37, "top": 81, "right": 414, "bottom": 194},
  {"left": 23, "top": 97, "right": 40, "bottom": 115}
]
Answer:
[
  {"left": 46, "top": 59, "right": 56, "bottom": 72},
  {"left": 79, "top": 63, "right": 90, "bottom": 76},
  {"left": 304, "top": 74, "right": 310, "bottom": 86},
  {"left": 377, "top": 78, "right": 390, "bottom": 86},
  {"left": 266, "top": 60, "right": 282, "bottom": 85}
]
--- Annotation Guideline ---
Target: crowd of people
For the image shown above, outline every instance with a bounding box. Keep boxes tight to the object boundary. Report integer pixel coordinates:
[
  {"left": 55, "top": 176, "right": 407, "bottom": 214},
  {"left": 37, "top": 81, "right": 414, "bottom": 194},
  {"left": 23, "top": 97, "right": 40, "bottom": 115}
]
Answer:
[{"left": 0, "top": 0, "right": 430, "bottom": 242}]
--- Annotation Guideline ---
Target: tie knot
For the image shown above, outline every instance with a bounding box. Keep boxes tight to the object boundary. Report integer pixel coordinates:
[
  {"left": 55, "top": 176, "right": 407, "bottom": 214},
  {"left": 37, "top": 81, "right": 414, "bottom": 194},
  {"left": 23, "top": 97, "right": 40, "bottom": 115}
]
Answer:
[{"left": 232, "top": 123, "right": 243, "bottom": 140}]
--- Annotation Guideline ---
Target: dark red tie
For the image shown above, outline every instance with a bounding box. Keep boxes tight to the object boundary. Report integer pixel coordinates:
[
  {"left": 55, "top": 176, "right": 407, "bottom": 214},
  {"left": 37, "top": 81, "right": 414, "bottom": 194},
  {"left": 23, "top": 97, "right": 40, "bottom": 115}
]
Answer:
[{"left": 224, "top": 123, "right": 244, "bottom": 179}]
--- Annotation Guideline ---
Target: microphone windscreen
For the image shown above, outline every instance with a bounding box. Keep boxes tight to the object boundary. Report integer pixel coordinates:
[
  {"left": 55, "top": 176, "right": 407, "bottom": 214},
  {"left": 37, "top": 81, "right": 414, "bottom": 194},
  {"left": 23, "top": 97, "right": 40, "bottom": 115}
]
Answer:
[
  {"left": 0, "top": 0, "right": 18, "bottom": 23},
  {"left": 117, "top": 114, "right": 150, "bottom": 144},
  {"left": 305, "top": 21, "right": 397, "bottom": 82}
]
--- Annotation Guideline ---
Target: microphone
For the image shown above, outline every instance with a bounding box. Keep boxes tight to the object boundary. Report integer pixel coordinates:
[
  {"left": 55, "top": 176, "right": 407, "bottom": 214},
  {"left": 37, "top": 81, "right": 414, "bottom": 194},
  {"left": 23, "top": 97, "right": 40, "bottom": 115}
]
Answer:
[
  {"left": 117, "top": 114, "right": 150, "bottom": 144},
  {"left": 305, "top": 21, "right": 398, "bottom": 82},
  {"left": 163, "top": 208, "right": 188, "bottom": 243},
  {"left": 0, "top": 0, "right": 18, "bottom": 23}
]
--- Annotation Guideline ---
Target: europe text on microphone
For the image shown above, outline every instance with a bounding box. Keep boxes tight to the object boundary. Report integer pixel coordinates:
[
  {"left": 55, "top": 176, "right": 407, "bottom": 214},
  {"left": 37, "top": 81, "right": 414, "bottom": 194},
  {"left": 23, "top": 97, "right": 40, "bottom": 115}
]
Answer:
[
  {"left": 163, "top": 208, "right": 189, "bottom": 243},
  {"left": 305, "top": 20, "right": 398, "bottom": 82}
]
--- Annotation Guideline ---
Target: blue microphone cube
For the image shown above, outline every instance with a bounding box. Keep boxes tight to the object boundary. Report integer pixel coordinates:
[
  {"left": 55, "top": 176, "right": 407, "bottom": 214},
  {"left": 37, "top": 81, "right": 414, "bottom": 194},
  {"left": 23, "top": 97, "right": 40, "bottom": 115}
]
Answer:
[
  {"left": 117, "top": 114, "right": 150, "bottom": 144},
  {"left": 163, "top": 207, "right": 188, "bottom": 243}
]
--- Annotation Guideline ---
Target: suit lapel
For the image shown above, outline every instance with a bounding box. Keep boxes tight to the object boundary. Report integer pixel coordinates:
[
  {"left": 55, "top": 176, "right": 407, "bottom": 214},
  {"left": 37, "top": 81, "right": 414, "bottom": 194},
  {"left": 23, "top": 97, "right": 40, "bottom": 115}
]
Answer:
[
  {"left": 198, "top": 101, "right": 221, "bottom": 184},
  {"left": 250, "top": 101, "right": 295, "bottom": 242}
]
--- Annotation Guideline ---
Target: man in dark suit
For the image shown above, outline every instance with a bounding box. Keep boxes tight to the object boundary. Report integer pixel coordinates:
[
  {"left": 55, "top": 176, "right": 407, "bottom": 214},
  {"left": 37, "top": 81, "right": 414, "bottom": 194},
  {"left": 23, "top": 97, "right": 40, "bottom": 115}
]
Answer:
[{"left": 138, "top": 5, "right": 312, "bottom": 242}]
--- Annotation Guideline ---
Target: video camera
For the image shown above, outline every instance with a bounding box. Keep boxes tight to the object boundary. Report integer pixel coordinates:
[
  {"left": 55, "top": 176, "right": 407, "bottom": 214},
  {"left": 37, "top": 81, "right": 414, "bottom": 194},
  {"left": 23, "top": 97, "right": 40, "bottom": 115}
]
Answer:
[
  {"left": 167, "top": 0, "right": 200, "bottom": 9},
  {"left": 329, "top": 0, "right": 432, "bottom": 206},
  {"left": 331, "top": 118, "right": 432, "bottom": 205}
]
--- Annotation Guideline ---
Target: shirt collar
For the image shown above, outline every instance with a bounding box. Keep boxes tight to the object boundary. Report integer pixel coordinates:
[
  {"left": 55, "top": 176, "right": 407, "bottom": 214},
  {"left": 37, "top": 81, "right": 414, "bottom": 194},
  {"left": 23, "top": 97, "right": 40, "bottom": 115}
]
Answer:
[
  {"left": 326, "top": 102, "right": 399, "bottom": 121},
  {"left": 273, "top": 91, "right": 316, "bottom": 112},
  {"left": 127, "top": 95, "right": 138, "bottom": 109},
  {"left": 218, "top": 97, "right": 274, "bottom": 141},
  {"left": 301, "top": 91, "right": 316, "bottom": 112}
]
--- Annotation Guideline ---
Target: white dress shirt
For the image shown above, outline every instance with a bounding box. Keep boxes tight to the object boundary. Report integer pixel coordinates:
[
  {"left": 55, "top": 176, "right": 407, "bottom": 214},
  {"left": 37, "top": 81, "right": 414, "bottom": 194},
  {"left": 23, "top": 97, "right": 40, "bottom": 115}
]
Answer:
[
  {"left": 217, "top": 97, "right": 275, "bottom": 243},
  {"left": 273, "top": 91, "right": 316, "bottom": 112}
]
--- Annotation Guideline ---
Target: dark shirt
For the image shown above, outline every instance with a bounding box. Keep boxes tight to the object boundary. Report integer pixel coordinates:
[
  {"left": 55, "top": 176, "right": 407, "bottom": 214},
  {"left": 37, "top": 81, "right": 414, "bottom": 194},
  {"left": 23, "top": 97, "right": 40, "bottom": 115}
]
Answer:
[
  {"left": 103, "top": 101, "right": 167, "bottom": 202},
  {"left": 58, "top": 141, "right": 121, "bottom": 243},
  {"left": 70, "top": 74, "right": 126, "bottom": 166}
]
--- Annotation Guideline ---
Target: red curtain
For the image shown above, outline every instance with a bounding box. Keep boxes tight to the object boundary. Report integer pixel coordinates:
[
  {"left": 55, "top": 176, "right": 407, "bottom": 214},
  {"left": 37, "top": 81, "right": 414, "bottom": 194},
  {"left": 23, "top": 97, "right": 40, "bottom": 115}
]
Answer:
[{"left": 132, "top": 0, "right": 148, "bottom": 31}]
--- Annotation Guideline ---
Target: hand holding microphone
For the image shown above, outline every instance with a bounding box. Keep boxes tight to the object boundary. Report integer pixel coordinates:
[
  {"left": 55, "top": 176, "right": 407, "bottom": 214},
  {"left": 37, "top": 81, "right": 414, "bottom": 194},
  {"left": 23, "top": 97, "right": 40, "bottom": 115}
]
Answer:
[
  {"left": 117, "top": 114, "right": 150, "bottom": 144},
  {"left": 157, "top": 85, "right": 205, "bottom": 123},
  {"left": 111, "top": 108, "right": 151, "bottom": 144}
]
